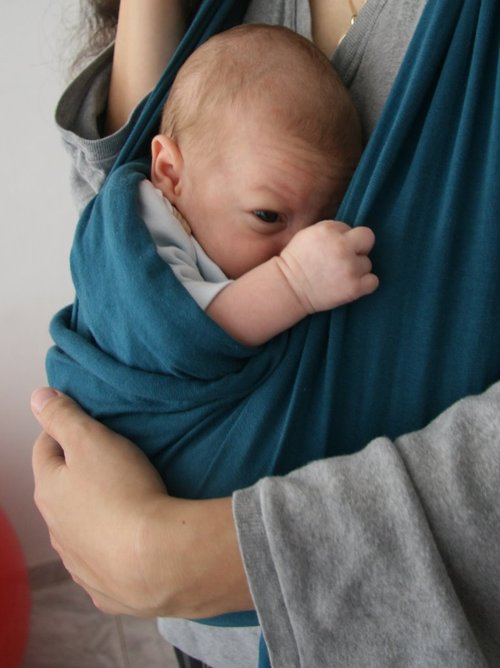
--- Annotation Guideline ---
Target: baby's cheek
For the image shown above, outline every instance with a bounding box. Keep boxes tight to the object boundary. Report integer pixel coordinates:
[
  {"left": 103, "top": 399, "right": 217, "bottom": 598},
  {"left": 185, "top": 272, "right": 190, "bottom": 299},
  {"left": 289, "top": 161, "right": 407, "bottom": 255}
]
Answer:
[{"left": 220, "top": 243, "right": 275, "bottom": 279}]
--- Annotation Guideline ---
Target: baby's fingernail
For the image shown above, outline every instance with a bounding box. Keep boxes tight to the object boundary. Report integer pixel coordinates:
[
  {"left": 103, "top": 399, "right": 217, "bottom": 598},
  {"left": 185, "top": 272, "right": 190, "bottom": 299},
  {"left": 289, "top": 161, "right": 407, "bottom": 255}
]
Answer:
[{"left": 31, "top": 388, "right": 59, "bottom": 414}]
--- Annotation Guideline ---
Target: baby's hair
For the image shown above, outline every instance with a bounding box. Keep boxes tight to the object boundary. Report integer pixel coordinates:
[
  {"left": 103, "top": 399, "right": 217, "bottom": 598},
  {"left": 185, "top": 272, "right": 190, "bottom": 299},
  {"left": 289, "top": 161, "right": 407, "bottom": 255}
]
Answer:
[{"left": 160, "top": 24, "right": 362, "bottom": 169}]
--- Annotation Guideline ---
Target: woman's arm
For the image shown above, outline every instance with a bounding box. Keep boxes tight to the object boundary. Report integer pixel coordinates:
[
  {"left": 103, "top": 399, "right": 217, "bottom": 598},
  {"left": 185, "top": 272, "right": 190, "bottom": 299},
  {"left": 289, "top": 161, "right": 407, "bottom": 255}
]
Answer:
[
  {"left": 105, "top": 0, "right": 186, "bottom": 134},
  {"left": 234, "top": 382, "right": 500, "bottom": 665},
  {"left": 56, "top": 1, "right": 188, "bottom": 209},
  {"left": 31, "top": 381, "right": 500, "bottom": 650}
]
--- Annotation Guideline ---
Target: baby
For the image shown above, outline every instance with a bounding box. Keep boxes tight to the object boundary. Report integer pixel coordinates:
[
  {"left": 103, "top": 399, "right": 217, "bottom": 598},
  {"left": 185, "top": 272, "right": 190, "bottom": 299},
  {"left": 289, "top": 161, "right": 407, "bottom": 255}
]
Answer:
[
  {"left": 140, "top": 23, "right": 378, "bottom": 346},
  {"left": 46, "top": 27, "right": 380, "bottom": 659}
]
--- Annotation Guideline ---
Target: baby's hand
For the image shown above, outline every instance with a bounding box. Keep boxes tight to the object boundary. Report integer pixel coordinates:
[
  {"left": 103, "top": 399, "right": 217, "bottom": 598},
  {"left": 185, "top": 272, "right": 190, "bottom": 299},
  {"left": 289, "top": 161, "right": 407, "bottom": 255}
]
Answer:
[{"left": 277, "top": 220, "right": 379, "bottom": 314}]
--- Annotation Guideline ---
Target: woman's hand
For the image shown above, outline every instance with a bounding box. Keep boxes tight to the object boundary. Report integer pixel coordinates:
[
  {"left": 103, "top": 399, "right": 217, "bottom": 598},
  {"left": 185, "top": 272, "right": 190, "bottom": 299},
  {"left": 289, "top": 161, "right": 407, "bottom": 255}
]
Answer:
[
  {"left": 31, "top": 389, "right": 253, "bottom": 618},
  {"left": 31, "top": 388, "right": 170, "bottom": 616}
]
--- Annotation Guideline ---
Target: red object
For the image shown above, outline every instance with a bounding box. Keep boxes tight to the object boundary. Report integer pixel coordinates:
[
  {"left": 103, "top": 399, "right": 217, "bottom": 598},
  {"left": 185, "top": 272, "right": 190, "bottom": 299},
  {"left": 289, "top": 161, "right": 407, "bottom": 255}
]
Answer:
[{"left": 0, "top": 509, "right": 30, "bottom": 667}]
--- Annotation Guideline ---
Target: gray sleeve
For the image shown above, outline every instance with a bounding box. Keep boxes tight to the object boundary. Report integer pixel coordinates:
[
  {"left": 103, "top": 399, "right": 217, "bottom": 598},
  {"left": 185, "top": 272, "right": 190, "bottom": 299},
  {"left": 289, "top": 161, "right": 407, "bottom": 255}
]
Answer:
[
  {"left": 233, "top": 381, "right": 500, "bottom": 667},
  {"left": 55, "top": 46, "right": 145, "bottom": 212}
]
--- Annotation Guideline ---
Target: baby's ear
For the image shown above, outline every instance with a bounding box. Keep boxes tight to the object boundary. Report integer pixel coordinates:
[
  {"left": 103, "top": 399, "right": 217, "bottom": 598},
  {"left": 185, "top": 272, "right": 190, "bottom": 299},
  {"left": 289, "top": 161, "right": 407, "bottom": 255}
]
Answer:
[{"left": 150, "top": 135, "right": 183, "bottom": 201}]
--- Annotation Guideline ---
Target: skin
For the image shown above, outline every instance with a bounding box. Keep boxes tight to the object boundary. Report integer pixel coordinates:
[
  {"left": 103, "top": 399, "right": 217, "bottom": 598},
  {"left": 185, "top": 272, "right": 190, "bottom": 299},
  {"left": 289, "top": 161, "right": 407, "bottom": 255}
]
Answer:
[
  {"left": 153, "top": 109, "right": 347, "bottom": 279},
  {"left": 106, "top": 0, "right": 186, "bottom": 134},
  {"left": 31, "top": 388, "right": 253, "bottom": 618},
  {"left": 151, "top": 107, "right": 378, "bottom": 345},
  {"left": 309, "top": 0, "right": 367, "bottom": 57}
]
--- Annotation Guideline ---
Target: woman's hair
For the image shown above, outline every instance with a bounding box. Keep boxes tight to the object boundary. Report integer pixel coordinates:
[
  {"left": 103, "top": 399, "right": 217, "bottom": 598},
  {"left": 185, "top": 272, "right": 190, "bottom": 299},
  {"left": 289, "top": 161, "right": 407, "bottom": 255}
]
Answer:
[
  {"left": 71, "top": 0, "right": 202, "bottom": 74},
  {"left": 70, "top": 0, "right": 119, "bottom": 74},
  {"left": 161, "top": 24, "right": 362, "bottom": 169}
]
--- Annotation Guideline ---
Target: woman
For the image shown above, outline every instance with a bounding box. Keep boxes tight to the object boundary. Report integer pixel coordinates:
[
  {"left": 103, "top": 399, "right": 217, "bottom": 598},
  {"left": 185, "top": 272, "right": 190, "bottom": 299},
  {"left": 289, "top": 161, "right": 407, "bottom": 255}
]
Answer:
[{"left": 33, "top": 1, "right": 500, "bottom": 666}]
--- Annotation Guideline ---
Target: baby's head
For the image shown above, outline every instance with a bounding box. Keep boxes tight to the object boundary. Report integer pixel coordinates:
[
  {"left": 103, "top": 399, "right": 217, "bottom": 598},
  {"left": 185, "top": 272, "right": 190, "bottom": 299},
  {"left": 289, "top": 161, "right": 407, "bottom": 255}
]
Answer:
[{"left": 151, "top": 24, "right": 362, "bottom": 278}]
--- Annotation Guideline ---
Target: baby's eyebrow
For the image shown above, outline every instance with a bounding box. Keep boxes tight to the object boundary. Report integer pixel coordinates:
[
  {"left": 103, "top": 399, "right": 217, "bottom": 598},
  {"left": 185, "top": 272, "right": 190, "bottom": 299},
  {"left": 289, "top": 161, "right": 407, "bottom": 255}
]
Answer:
[
  {"left": 246, "top": 184, "right": 281, "bottom": 196},
  {"left": 246, "top": 183, "right": 296, "bottom": 208}
]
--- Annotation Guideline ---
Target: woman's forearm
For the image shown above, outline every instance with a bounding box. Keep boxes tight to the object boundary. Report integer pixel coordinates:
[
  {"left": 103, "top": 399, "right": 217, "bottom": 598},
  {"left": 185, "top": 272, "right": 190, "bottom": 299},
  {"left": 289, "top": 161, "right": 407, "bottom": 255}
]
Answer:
[
  {"left": 106, "top": 0, "right": 186, "bottom": 134},
  {"left": 143, "top": 495, "right": 254, "bottom": 618}
]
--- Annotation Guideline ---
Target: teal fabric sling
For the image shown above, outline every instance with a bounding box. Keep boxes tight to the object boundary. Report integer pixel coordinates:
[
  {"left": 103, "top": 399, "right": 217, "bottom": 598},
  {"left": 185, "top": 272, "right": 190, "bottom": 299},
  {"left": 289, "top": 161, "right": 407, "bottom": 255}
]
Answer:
[{"left": 47, "top": 0, "right": 499, "bottom": 665}]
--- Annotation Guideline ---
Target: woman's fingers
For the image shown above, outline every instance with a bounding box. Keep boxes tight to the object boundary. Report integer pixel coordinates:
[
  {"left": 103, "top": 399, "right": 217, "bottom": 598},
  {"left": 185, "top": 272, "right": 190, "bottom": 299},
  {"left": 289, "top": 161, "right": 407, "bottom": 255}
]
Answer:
[
  {"left": 31, "top": 388, "right": 120, "bottom": 468},
  {"left": 32, "top": 426, "right": 65, "bottom": 483}
]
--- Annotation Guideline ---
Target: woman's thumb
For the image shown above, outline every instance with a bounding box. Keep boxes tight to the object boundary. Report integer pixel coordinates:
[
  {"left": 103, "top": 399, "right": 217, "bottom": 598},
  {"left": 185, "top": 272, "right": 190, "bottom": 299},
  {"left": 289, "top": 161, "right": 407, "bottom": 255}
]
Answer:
[
  {"left": 30, "top": 388, "right": 84, "bottom": 443},
  {"left": 31, "top": 387, "right": 61, "bottom": 416}
]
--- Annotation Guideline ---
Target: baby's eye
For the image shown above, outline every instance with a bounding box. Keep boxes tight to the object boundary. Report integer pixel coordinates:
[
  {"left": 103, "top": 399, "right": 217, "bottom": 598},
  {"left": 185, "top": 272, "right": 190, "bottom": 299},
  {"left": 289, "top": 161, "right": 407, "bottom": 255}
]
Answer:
[{"left": 253, "top": 210, "right": 280, "bottom": 224}]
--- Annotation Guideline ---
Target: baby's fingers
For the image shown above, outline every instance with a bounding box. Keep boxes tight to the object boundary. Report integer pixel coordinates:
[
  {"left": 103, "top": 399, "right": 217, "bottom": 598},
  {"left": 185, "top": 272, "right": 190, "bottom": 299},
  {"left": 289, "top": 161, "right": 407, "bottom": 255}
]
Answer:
[
  {"left": 354, "top": 254, "right": 373, "bottom": 277},
  {"left": 358, "top": 272, "right": 379, "bottom": 296},
  {"left": 347, "top": 226, "right": 376, "bottom": 255}
]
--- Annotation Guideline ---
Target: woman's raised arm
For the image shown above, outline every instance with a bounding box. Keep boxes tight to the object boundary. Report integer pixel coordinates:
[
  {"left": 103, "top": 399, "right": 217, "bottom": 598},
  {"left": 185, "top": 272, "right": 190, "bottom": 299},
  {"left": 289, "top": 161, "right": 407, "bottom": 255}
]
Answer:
[{"left": 106, "top": 0, "right": 187, "bottom": 134}]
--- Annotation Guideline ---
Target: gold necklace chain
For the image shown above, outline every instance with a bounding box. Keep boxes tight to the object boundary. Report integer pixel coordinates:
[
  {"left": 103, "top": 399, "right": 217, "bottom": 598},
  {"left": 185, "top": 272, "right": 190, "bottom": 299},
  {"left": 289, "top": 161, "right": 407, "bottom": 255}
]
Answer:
[
  {"left": 347, "top": 0, "right": 362, "bottom": 25},
  {"left": 338, "top": 0, "right": 367, "bottom": 46}
]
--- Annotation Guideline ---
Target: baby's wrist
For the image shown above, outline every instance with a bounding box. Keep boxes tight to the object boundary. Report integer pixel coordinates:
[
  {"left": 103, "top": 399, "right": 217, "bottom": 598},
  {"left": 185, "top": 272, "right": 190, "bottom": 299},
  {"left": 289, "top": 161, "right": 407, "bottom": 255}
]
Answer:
[{"left": 275, "top": 253, "right": 315, "bottom": 317}]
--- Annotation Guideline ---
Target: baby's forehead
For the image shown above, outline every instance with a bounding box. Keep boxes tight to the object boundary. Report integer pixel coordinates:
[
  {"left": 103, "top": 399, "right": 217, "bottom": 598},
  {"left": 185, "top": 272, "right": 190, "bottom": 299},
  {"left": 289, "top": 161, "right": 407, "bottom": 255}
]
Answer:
[
  {"left": 212, "top": 115, "right": 348, "bottom": 177},
  {"left": 170, "top": 25, "right": 360, "bottom": 175}
]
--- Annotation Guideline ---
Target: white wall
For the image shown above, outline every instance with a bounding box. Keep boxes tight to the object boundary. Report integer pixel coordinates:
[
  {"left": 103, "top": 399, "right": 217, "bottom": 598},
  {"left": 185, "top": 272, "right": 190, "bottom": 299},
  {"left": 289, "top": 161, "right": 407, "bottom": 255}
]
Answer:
[{"left": 0, "top": 0, "right": 79, "bottom": 566}]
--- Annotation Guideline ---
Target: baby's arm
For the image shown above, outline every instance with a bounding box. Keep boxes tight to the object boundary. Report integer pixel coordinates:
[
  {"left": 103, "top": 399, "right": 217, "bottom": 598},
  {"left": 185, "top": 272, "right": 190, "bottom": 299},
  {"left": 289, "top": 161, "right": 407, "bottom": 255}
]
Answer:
[{"left": 207, "top": 221, "right": 378, "bottom": 347}]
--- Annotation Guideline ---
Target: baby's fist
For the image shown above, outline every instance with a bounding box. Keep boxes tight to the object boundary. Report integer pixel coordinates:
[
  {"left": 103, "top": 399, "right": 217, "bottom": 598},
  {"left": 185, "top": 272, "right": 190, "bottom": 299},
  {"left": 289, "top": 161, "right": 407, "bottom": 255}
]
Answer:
[{"left": 278, "top": 220, "right": 379, "bottom": 314}]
